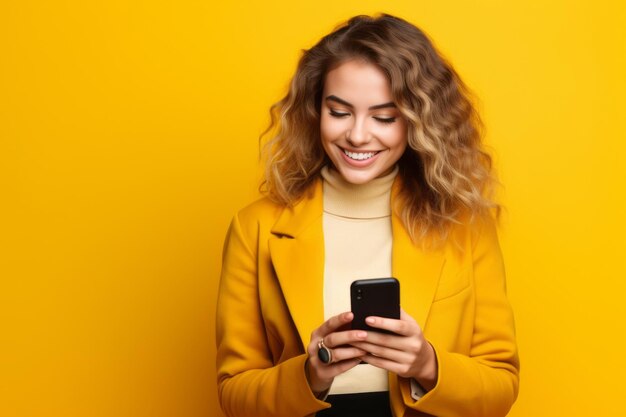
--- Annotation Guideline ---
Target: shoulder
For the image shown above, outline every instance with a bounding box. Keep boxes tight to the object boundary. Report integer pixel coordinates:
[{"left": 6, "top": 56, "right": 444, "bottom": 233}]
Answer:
[
  {"left": 237, "top": 196, "right": 284, "bottom": 221},
  {"left": 439, "top": 211, "right": 501, "bottom": 259},
  {"left": 231, "top": 196, "right": 285, "bottom": 238},
  {"left": 221, "top": 196, "right": 287, "bottom": 258},
  {"left": 235, "top": 178, "right": 323, "bottom": 237}
]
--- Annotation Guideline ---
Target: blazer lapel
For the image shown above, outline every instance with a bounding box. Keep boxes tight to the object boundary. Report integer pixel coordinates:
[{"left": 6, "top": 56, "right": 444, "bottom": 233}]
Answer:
[
  {"left": 268, "top": 181, "right": 325, "bottom": 348},
  {"left": 390, "top": 182, "right": 446, "bottom": 327}
]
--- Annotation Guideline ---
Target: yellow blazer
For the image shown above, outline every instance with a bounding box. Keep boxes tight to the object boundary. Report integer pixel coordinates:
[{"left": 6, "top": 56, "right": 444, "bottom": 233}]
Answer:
[{"left": 216, "top": 179, "right": 519, "bottom": 417}]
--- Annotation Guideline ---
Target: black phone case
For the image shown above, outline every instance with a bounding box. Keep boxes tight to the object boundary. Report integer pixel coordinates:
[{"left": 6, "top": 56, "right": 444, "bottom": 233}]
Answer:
[{"left": 350, "top": 278, "right": 400, "bottom": 333}]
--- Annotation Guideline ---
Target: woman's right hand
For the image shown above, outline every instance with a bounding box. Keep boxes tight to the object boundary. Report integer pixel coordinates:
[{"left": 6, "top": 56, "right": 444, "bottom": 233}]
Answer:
[{"left": 305, "top": 311, "right": 368, "bottom": 396}]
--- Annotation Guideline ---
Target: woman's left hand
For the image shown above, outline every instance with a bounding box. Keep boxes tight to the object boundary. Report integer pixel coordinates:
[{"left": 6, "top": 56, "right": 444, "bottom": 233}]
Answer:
[{"left": 351, "top": 308, "right": 438, "bottom": 391}]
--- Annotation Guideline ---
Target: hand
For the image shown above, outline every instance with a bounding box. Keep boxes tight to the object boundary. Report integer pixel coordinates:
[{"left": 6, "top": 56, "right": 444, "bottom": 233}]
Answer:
[
  {"left": 351, "top": 308, "right": 438, "bottom": 391},
  {"left": 305, "top": 311, "right": 368, "bottom": 396}
]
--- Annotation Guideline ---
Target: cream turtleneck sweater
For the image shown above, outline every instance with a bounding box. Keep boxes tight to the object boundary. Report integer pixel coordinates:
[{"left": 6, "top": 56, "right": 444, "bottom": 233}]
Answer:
[{"left": 321, "top": 165, "right": 398, "bottom": 395}]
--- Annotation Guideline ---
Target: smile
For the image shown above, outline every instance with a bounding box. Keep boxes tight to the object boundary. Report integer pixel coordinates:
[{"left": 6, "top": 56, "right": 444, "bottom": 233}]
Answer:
[{"left": 343, "top": 149, "right": 380, "bottom": 161}]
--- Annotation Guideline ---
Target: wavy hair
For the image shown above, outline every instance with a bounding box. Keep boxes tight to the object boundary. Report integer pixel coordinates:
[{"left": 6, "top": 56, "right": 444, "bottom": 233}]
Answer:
[{"left": 260, "top": 14, "right": 499, "bottom": 241}]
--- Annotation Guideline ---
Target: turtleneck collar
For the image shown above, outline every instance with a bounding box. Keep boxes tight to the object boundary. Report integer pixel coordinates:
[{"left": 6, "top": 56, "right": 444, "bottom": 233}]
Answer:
[{"left": 321, "top": 165, "right": 399, "bottom": 219}]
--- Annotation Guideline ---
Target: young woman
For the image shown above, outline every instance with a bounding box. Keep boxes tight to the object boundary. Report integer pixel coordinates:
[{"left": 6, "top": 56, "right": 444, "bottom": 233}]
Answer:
[{"left": 216, "top": 14, "right": 519, "bottom": 417}]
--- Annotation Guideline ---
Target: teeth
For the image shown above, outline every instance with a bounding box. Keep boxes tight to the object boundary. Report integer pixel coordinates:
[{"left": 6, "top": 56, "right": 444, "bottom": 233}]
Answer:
[{"left": 344, "top": 150, "right": 377, "bottom": 160}]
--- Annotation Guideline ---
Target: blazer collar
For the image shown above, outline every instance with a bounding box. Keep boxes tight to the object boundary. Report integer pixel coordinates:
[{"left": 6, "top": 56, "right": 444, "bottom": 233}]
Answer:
[{"left": 268, "top": 176, "right": 445, "bottom": 348}]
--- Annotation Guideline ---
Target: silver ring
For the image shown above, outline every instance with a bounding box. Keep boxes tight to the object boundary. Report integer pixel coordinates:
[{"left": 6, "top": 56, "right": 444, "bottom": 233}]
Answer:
[{"left": 317, "top": 339, "right": 333, "bottom": 364}]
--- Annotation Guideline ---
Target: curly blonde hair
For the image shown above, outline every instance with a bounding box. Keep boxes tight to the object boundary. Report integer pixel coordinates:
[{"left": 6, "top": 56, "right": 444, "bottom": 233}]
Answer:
[{"left": 261, "top": 14, "right": 499, "bottom": 241}]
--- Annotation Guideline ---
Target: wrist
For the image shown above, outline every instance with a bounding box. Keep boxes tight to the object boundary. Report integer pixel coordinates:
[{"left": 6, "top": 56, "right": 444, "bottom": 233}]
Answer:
[
  {"left": 414, "top": 342, "right": 438, "bottom": 391},
  {"left": 305, "top": 358, "right": 331, "bottom": 397}
]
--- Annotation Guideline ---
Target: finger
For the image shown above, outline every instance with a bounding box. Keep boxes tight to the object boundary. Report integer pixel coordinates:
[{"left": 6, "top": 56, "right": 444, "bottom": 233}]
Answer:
[
  {"left": 320, "top": 358, "right": 361, "bottom": 377},
  {"left": 356, "top": 329, "right": 404, "bottom": 350},
  {"left": 308, "top": 312, "right": 355, "bottom": 356},
  {"left": 356, "top": 326, "right": 428, "bottom": 355},
  {"left": 351, "top": 340, "right": 411, "bottom": 363},
  {"left": 313, "top": 311, "right": 354, "bottom": 339},
  {"left": 308, "top": 335, "right": 366, "bottom": 368},
  {"left": 323, "top": 329, "right": 368, "bottom": 349},
  {"left": 360, "top": 353, "right": 410, "bottom": 376},
  {"left": 325, "top": 345, "right": 367, "bottom": 363},
  {"left": 333, "top": 358, "right": 362, "bottom": 374},
  {"left": 309, "top": 347, "right": 365, "bottom": 378},
  {"left": 364, "top": 315, "right": 420, "bottom": 337}
]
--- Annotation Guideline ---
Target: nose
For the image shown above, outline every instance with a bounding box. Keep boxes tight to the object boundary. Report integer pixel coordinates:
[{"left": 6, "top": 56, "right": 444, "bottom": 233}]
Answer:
[{"left": 346, "top": 117, "right": 371, "bottom": 147}]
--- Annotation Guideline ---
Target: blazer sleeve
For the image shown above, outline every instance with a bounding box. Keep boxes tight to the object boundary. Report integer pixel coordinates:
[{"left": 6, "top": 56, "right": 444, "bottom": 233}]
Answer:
[
  {"left": 215, "top": 212, "right": 328, "bottom": 417},
  {"left": 401, "top": 217, "right": 520, "bottom": 417}
]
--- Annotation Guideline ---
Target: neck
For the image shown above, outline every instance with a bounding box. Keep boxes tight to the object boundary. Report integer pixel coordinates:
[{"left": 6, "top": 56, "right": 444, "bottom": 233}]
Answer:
[{"left": 321, "top": 165, "right": 398, "bottom": 219}]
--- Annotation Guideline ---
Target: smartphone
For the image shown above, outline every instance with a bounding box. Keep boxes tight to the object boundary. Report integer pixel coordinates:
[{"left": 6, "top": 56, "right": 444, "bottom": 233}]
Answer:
[{"left": 350, "top": 278, "right": 400, "bottom": 334}]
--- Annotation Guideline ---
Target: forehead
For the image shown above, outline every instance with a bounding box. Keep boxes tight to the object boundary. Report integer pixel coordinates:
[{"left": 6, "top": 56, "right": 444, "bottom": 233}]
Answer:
[{"left": 322, "top": 59, "right": 393, "bottom": 105}]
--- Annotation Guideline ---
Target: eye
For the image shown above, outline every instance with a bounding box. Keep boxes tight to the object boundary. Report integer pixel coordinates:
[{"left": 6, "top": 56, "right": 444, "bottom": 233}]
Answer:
[
  {"left": 329, "top": 109, "right": 350, "bottom": 118},
  {"left": 374, "top": 116, "right": 396, "bottom": 124}
]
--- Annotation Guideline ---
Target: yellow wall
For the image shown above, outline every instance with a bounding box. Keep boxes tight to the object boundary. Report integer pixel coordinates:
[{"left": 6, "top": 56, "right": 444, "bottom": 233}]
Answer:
[{"left": 1, "top": 1, "right": 624, "bottom": 416}]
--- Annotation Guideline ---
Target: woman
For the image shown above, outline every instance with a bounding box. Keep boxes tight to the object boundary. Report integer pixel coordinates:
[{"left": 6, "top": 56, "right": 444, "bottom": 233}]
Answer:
[{"left": 216, "top": 14, "right": 519, "bottom": 417}]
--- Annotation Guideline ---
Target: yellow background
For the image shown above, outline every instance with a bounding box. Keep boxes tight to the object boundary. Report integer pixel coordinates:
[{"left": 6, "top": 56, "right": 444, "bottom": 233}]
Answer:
[{"left": 1, "top": 1, "right": 625, "bottom": 416}]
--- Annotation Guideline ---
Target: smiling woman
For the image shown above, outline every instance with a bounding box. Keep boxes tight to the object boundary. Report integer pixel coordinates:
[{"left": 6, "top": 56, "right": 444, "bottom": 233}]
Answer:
[
  {"left": 216, "top": 14, "right": 519, "bottom": 417},
  {"left": 320, "top": 60, "right": 408, "bottom": 185}
]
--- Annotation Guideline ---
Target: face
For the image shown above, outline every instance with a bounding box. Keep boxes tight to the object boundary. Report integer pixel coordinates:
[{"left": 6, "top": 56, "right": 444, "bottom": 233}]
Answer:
[{"left": 320, "top": 59, "right": 408, "bottom": 185}]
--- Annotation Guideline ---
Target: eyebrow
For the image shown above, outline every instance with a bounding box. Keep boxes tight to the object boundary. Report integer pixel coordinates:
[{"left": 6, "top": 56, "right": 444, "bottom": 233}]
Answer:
[{"left": 325, "top": 95, "right": 396, "bottom": 110}]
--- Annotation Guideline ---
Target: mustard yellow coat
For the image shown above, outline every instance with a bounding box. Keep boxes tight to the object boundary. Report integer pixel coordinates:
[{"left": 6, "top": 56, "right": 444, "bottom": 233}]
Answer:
[{"left": 216, "top": 179, "right": 519, "bottom": 417}]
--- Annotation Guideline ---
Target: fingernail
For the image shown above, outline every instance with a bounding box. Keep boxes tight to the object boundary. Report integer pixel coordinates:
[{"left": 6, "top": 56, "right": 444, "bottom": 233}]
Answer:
[
  {"left": 357, "top": 331, "right": 367, "bottom": 338},
  {"left": 366, "top": 317, "right": 375, "bottom": 324}
]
